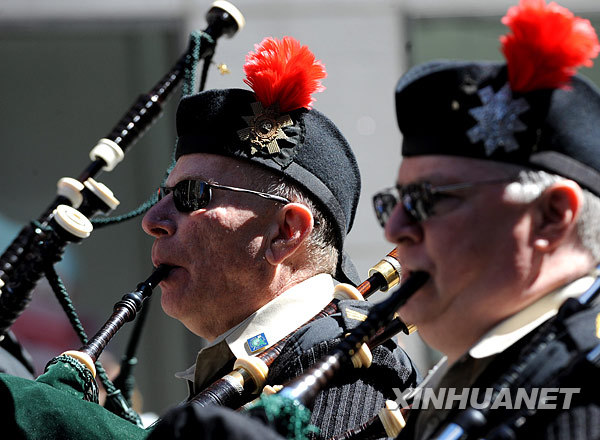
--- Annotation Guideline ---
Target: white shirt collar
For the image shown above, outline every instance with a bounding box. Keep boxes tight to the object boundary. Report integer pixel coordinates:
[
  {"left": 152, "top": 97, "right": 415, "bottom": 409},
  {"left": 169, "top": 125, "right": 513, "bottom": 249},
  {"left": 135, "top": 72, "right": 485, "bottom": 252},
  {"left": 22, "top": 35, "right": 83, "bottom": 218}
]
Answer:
[
  {"left": 220, "top": 272, "right": 335, "bottom": 358},
  {"left": 469, "top": 273, "right": 598, "bottom": 359},
  {"left": 177, "top": 274, "right": 335, "bottom": 387}
]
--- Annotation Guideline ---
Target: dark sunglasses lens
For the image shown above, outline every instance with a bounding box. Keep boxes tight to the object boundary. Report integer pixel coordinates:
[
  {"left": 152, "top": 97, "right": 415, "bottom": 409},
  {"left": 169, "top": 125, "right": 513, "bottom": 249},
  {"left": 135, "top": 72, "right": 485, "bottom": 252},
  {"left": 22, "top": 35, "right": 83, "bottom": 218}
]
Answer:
[
  {"left": 402, "top": 185, "right": 432, "bottom": 222},
  {"left": 172, "top": 181, "right": 211, "bottom": 212},
  {"left": 373, "top": 192, "right": 397, "bottom": 227},
  {"left": 401, "top": 193, "right": 420, "bottom": 222}
]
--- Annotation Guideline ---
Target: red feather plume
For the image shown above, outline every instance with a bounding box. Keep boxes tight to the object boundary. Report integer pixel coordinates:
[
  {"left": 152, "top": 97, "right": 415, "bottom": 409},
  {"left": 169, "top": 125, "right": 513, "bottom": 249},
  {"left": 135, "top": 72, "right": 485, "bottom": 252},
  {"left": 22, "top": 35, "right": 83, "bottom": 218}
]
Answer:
[
  {"left": 243, "top": 36, "right": 326, "bottom": 112},
  {"left": 500, "top": 0, "right": 600, "bottom": 92}
]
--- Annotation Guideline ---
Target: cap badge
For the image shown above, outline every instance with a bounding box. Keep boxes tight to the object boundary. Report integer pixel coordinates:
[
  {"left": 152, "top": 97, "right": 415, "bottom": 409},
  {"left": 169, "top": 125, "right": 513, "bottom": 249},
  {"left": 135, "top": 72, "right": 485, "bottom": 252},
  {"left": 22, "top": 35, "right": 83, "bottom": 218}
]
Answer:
[
  {"left": 237, "top": 102, "right": 293, "bottom": 156},
  {"left": 466, "top": 83, "right": 529, "bottom": 156}
]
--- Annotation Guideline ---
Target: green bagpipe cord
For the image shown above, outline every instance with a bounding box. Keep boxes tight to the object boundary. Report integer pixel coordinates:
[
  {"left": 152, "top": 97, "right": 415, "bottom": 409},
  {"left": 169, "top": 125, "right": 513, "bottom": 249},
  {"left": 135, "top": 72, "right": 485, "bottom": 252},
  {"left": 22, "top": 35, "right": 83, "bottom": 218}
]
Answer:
[
  {"left": 0, "top": 357, "right": 149, "bottom": 439},
  {"left": 246, "top": 394, "right": 319, "bottom": 440}
]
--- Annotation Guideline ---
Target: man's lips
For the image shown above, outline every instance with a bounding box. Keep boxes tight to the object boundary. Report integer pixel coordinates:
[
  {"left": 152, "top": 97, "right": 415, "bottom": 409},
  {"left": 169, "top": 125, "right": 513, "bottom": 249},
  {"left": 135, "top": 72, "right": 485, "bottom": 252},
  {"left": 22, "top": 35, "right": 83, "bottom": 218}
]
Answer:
[
  {"left": 399, "top": 268, "right": 431, "bottom": 296},
  {"left": 151, "top": 249, "right": 180, "bottom": 272},
  {"left": 149, "top": 264, "right": 174, "bottom": 286},
  {"left": 401, "top": 268, "right": 421, "bottom": 280},
  {"left": 400, "top": 264, "right": 430, "bottom": 280},
  {"left": 151, "top": 243, "right": 180, "bottom": 273},
  {"left": 151, "top": 260, "right": 182, "bottom": 282}
]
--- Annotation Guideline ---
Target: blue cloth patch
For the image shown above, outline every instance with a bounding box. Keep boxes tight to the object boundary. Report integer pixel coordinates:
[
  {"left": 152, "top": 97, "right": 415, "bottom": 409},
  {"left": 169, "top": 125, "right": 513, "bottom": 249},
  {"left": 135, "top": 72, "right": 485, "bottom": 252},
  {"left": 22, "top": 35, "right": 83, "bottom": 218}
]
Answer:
[{"left": 247, "top": 333, "right": 269, "bottom": 353}]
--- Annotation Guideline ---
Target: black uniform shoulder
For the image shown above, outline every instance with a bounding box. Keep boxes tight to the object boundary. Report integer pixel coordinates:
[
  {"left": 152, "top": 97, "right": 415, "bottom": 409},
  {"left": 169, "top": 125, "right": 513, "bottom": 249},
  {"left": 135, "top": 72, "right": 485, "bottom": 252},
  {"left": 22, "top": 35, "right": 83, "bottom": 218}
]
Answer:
[
  {"left": 517, "top": 302, "right": 600, "bottom": 440},
  {"left": 413, "top": 301, "right": 600, "bottom": 440},
  {"left": 266, "top": 298, "right": 419, "bottom": 388}
]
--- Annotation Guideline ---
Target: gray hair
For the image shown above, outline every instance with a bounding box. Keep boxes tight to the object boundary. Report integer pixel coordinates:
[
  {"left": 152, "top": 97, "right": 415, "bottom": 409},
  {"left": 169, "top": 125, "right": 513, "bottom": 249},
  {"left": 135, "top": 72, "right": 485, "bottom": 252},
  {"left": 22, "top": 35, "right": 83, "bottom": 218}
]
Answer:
[
  {"left": 503, "top": 168, "right": 600, "bottom": 261},
  {"left": 253, "top": 170, "right": 339, "bottom": 275}
]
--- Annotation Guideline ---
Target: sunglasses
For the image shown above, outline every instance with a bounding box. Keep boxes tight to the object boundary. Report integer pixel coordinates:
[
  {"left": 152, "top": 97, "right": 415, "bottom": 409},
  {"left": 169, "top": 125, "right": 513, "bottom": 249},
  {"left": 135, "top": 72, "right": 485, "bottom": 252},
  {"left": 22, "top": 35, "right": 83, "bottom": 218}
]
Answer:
[
  {"left": 372, "top": 178, "right": 514, "bottom": 226},
  {"left": 158, "top": 179, "right": 291, "bottom": 213}
]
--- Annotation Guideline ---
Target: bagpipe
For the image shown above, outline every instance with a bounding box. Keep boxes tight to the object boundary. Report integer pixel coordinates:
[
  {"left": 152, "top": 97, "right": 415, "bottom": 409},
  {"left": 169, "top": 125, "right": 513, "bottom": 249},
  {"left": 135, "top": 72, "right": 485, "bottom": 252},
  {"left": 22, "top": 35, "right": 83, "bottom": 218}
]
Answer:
[{"left": 0, "top": 0, "right": 244, "bottom": 427}]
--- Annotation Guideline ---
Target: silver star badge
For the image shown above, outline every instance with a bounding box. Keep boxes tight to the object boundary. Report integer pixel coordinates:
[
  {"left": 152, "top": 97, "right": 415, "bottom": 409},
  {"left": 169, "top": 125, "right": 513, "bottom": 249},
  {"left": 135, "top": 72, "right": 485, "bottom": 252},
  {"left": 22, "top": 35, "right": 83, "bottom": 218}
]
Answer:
[{"left": 466, "top": 84, "right": 529, "bottom": 156}]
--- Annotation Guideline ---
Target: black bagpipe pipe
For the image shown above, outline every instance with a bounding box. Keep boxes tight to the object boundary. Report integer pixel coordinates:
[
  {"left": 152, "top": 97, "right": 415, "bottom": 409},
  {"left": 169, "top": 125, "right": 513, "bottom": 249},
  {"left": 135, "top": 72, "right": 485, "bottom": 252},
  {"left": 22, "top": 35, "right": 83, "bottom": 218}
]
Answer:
[
  {"left": 59, "top": 265, "right": 172, "bottom": 382},
  {"left": 326, "top": 273, "right": 600, "bottom": 440},
  {"left": 0, "top": 266, "right": 174, "bottom": 438},
  {"left": 426, "top": 272, "right": 600, "bottom": 440},
  {"left": 31, "top": 266, "right": 172, "bottom": 428},
  {"left": 186, "top": 248, "right": 412, "bottom": 411},
  {"left": 0, "top": 0, "right": 245, "bottom": 338}
]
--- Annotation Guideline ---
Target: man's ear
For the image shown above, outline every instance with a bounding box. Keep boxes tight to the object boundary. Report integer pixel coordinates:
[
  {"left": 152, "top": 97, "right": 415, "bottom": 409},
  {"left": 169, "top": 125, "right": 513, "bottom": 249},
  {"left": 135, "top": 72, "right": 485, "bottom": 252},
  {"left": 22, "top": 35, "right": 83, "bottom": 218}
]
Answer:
[
  {"left": 265, "top": 203, "right": 314, "bottom": 265},
  {"left": 533, "top": 180, "right": 583, "bottom": 252}
]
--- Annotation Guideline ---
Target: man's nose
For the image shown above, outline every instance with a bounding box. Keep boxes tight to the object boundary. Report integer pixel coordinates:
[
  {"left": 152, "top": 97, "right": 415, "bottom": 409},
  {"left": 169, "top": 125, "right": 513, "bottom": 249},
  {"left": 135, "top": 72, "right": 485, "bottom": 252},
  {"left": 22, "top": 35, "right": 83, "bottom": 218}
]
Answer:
[
  {"left": 142, "top": 196, "right": 177, "bottom": 238},
  {"left": 384, "top": 203, "right": 423, "bottom": 246}
]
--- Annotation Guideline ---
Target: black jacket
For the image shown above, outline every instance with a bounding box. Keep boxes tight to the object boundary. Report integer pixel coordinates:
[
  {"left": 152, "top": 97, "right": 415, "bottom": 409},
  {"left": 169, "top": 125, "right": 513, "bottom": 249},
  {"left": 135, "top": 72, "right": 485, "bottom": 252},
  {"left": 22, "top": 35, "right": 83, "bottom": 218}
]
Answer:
[{"left": 398, "top": 300, "right": 600, "bottom": 440}]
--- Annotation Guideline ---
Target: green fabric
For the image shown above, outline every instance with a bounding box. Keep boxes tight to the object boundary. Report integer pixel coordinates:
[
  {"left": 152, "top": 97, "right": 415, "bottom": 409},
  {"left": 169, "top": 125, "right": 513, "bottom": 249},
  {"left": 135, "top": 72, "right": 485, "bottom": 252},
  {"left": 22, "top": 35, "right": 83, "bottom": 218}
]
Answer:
[
  {"left": 0, "top": 368, "right": 150, "bottom": 439},
  {"left": 246, "top": 394, "right": 318, "bottom": 440},
  {"left": 37, "top": 355, "right": 99, "bottom": 402}
]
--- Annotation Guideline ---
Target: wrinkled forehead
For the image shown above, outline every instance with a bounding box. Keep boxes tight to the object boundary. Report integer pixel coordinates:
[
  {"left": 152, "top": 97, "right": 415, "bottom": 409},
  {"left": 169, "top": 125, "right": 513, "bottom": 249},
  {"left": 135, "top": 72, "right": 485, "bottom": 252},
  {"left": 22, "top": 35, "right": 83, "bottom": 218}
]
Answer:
[{"left": 397, "top": 155, "right": 521, "bottom": 184}]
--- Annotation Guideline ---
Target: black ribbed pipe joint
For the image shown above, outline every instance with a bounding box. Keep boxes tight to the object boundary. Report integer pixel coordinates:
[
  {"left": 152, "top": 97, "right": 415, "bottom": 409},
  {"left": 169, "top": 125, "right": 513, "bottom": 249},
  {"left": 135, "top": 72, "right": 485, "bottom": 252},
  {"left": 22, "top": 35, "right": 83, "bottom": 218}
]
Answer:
[{"left": 114, "top": 291, "right": 145, "bottom": 322}]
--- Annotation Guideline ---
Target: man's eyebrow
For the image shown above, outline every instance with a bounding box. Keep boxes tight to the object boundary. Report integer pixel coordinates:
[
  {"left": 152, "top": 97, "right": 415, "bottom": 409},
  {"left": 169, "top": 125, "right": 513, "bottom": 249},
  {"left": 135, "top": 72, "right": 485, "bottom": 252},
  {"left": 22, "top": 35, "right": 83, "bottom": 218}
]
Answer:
[{"left": 397, "top": 172, "right": 467, "bottom": 186}]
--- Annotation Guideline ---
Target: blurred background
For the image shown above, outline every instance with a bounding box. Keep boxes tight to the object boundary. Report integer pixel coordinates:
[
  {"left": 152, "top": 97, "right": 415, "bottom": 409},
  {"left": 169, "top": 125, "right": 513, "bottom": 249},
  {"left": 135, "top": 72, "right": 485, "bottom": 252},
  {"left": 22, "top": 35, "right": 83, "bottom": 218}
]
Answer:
[{"left": 1, "top": 0, "right": 599, "bottom": 416}]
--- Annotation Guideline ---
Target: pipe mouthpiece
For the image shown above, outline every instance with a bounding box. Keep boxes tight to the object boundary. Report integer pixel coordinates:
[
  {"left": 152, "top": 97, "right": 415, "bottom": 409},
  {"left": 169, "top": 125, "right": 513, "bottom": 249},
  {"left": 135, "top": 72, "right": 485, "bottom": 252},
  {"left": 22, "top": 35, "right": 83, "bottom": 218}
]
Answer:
[{"left": 146, "top": 265, "right": 172, "bottom": 288}]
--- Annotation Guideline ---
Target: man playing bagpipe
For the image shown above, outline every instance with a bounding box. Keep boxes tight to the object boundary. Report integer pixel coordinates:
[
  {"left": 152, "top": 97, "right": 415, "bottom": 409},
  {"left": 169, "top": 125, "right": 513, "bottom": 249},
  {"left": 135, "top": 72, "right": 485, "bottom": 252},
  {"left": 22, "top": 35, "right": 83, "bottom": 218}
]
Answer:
[
  {"left": 0, "top": 36, "right": 418, "bottom": 439},
  {"left": 139, "top": 35, "right": 417, "bottom": 438},
  {"left": 374, "top": 0, "right": 600, "bottom": 438},
  {"left": 151, "top": 1, "right": 600, "bottom": 438}
]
